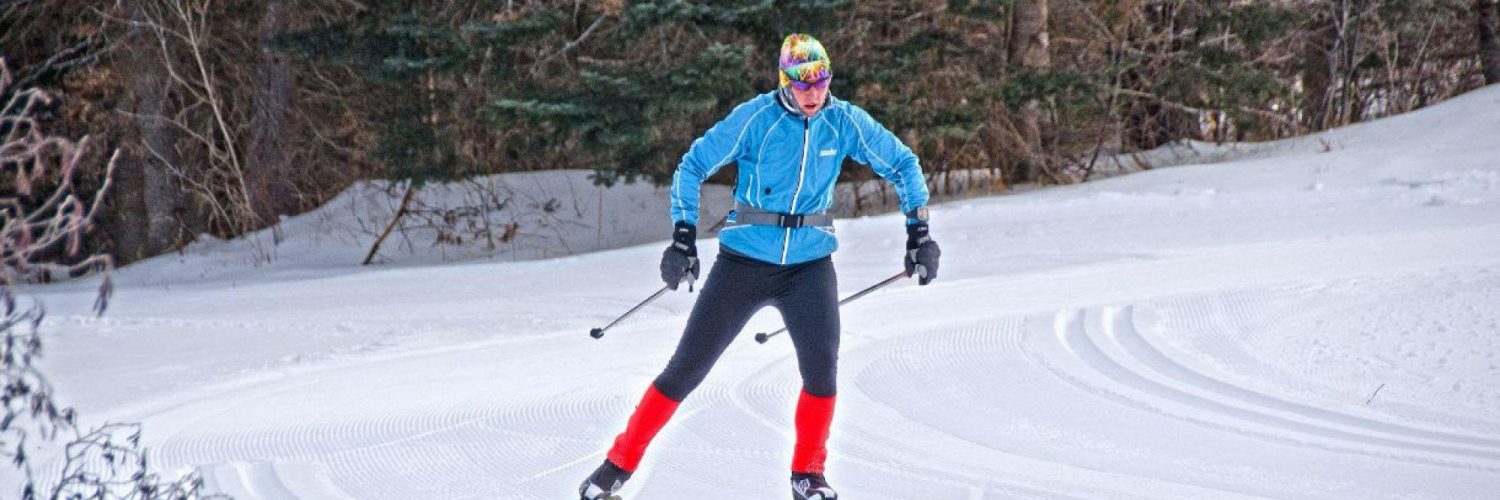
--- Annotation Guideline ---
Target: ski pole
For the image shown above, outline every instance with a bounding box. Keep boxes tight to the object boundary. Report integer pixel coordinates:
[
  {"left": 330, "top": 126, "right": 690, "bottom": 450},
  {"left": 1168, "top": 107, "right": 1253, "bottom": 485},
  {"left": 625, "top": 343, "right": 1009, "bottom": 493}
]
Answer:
[
  {"left": 590, "top": 284, "right": 672, "bottom": 339},
  {"left": 753, "top": 270, "right": 909, "bottom": 344}
]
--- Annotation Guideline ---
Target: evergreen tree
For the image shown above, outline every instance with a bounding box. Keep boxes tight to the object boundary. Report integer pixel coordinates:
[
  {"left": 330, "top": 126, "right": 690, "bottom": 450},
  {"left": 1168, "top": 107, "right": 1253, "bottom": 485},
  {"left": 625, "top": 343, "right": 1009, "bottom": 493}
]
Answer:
[{"left": 483, "top": 1, "right": 850, "bottom": 186}]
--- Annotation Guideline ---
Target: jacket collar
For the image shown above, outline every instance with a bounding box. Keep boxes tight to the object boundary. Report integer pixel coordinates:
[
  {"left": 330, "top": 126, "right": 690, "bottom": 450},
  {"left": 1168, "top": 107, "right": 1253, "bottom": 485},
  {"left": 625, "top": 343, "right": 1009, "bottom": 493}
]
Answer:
[{"left": 776, "top": 87, "right": 833, "bottom": 118}]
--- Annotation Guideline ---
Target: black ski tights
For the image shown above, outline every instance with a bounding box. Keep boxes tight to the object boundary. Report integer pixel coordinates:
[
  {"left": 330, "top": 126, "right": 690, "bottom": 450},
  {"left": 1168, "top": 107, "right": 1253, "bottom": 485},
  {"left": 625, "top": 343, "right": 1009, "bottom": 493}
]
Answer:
[{"left": 652, "top": 248, "right": 840, "bottom": 401}]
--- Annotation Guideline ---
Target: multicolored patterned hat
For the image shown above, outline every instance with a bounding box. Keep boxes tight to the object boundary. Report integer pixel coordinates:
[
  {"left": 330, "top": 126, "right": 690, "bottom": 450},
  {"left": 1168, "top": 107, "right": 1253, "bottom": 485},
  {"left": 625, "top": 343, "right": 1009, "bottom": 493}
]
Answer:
[{"left": 778, "top": 34, "right": 831, "bottom": 89}]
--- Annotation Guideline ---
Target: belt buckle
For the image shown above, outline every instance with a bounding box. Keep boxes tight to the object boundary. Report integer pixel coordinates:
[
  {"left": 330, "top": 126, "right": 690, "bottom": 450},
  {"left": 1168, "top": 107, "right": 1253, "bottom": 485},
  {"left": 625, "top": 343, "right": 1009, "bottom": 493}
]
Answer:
[{"left": 778, "top": 213, "right": 803, "bottom": 228}]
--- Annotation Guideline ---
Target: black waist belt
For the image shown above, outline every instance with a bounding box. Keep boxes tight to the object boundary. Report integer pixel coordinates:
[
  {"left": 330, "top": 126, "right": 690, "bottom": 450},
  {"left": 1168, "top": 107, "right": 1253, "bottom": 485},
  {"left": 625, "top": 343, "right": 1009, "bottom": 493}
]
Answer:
[{"left": 730, "top": 206, "right": 833, "bottom": 228}]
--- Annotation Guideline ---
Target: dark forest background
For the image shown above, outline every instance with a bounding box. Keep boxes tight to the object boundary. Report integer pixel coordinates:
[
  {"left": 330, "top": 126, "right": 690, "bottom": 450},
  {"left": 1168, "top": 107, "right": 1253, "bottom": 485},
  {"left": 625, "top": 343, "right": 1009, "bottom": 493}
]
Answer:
[{"left": 4, "top": 0, "right": 1497, "bottom": 267}]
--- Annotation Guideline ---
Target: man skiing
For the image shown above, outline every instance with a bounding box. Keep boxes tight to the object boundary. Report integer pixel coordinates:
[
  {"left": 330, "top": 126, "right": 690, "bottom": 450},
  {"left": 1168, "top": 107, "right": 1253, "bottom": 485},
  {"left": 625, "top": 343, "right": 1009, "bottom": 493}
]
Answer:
[{"left": 580, "top": 33, "right": 940, "bottom": 500}]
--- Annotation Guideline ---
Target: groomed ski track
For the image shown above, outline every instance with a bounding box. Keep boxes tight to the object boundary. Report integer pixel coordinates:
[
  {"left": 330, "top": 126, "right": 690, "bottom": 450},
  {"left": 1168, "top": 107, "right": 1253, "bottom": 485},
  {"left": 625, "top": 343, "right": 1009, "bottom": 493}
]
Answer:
[{"left": 23, "top": 87, "right": 1500, "bottom": 498}]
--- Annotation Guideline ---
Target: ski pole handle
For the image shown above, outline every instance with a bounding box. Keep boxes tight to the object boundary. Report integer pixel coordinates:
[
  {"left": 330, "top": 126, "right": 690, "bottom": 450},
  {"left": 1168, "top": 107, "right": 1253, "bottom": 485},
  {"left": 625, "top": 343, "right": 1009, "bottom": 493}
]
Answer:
[
  {"left": 754, "top": 270, "right": 910, "bottom": 344},
  {"left": 591, "top": 284, "right": 672, "bottom": 339},
  {"left": 908, "top": 249, "right": 930, "bottom": 281}
]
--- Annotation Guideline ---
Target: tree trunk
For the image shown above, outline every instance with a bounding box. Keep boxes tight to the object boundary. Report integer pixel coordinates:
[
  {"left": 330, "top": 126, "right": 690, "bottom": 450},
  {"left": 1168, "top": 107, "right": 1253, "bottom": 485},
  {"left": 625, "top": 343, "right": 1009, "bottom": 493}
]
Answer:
[
  {"left": 125, "top": 1, "right": 185, "bottom": 257},
  {"left": 247, "top": 2, "right": 296, "bottom": 225},
  {"left": 1328, "top": 0, "right": 1366, "bottom": 128},
  {"left": 1008, "top": 0, "right": 1050, "bottom": 185},
  {"left": 1478, "top": 0, "right": 1500, "bottom": 85},
  {"left": 1302, "top": 7, "right": 1337, "bottom": 131},
  {"left": 362, "top": 183, "right": 417, "bottom": 265},
  {"left": 102, "top": 20, "right": 150, "bottom": 264},
  {"left": 105, "top": 146, "right": 148, "bottom": 263},
  {"left": 140, "top": 68, "right": 183, "bottom": 253}
]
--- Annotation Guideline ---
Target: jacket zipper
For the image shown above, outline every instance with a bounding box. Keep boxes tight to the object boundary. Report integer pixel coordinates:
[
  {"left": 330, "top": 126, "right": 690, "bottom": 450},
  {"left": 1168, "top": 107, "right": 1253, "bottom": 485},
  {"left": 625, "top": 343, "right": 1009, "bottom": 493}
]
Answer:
[{"left": 782, "top": 117, "right": 811, "bottom": 264}]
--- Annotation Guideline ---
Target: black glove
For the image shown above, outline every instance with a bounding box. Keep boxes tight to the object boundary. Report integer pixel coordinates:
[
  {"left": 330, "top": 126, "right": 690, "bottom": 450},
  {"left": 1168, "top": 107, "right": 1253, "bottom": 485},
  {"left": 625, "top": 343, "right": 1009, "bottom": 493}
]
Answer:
[
  {"left": 660, "top": 221, "right": 700, "bottom": 290},
  {"left": 904, "top": 222, "right": 940, "bottom": 285}
]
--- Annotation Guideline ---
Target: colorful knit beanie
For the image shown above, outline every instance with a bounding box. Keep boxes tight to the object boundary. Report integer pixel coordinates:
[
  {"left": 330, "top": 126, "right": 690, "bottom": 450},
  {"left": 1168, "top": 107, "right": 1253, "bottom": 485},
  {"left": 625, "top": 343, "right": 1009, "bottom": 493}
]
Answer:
[{"left": 778, "top": 34, "right": 832, "bottom": 89}]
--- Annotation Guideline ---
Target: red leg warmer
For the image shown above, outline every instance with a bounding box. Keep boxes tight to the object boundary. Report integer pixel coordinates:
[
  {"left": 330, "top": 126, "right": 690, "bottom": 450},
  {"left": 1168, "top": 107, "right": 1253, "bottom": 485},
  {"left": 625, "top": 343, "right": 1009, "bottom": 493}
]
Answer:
[
  {"left": 792, "top": 390, "right": 836, "bottom": 473},
  {"left": 606, "top": 384, "right": 681, "bottom": 472}
]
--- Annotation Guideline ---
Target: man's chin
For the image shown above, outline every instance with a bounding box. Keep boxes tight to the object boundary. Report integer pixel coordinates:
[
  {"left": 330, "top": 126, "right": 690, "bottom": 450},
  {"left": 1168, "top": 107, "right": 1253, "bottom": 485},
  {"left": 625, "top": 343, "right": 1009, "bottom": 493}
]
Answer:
[{"left": 802, "top": 106, "right": 822, "bottom": 117}]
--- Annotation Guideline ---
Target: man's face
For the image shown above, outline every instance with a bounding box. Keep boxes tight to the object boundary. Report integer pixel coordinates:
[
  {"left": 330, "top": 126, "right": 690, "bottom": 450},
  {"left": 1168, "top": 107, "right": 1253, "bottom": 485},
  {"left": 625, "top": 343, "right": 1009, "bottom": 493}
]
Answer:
[{"left": 789, "top": 78, "right": 830, "bottom": 117}]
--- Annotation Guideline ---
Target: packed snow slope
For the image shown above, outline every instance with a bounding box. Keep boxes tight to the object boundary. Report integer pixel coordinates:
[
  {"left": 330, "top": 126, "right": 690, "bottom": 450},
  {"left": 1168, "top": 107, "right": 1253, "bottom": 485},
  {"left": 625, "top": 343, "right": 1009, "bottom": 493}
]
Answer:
[{"left": 24, "top": 86, "right": 1500, "bottom": 499}]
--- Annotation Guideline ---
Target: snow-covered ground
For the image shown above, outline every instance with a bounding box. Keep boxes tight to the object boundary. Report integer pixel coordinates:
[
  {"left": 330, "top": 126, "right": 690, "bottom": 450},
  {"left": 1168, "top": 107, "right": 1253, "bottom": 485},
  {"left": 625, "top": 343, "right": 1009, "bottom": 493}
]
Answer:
[{"left": 17, "top": 86, "right": 1500, "bottom": 499}]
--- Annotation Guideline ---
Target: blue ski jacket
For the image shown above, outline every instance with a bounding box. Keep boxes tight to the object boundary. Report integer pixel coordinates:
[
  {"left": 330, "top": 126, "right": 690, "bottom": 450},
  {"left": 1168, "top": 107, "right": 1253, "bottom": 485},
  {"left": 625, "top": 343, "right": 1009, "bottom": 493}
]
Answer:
[{"left": 670, "top": 90, "right": 929, "bottom": 265}]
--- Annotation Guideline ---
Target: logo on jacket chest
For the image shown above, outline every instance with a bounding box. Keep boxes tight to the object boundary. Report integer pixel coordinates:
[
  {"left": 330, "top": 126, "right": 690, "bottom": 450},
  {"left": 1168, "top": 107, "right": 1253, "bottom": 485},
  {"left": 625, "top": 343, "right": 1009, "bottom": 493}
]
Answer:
[{"left": 819, "top": 148, "right": 836, "bottom": 157}]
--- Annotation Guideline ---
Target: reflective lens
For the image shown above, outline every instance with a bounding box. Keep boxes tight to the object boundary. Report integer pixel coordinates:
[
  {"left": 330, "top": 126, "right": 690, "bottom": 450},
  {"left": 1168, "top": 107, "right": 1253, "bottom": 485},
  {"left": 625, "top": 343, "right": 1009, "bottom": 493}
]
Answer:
[{"left": 791, "top": 77, "right": 831, "bottom": 91}]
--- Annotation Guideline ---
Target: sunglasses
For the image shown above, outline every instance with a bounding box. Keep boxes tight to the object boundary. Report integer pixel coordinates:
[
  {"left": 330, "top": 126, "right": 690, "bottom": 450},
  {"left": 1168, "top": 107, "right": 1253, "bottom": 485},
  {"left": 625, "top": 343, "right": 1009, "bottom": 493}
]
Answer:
[{"left": 789, "top": 77, "right": 831, "bottom": 91}]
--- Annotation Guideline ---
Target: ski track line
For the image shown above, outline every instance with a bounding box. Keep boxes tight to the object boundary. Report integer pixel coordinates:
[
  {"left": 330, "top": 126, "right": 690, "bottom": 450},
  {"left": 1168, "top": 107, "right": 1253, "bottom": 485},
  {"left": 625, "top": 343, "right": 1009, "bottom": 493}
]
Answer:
[
  {"left": 137, "top": 314, "right": 674, "bottom": 497},
  {"left": 133, "top": 312, "right": 699, "bottom": 499},
  {"left": 1041, "top": 307, "right": 1500, "bottom": 471},
  {"left": 602, "top": 326, "right": 1091, "bottom": 500},
  {"left": 216, "top": 461, "right": 299, "bottom": 499},
  {"left": 479, "top": 386, "right": 638, "bottom": 498},
  {"left": 842, "top": 330, "right": 1106, "bottom": 500},
  {"left": 729, "top": 346, "right": 1012, "bottom": 498},
  {"left": 163, "top": 408, "right": 495, "bottom": 498},
  {"left": 150, "top": 346, "right": 644, "bottom": 499},
  {"left": 333, "top": 406, "right": 496, "bottom": 498},
  {"left": 1107, "top": 302, "right": 1500, "bottom": 452},
  {"left": 850, "top": 320, "right": 1272, "bottom": 500},
  {"left": 314, "top": 394, "right": 615, "bottom": 499},
  {"left": 633, "top": 384, "right": 787, "bottom": 499},
  {"left": 1082, "top": 304, "right": 1500, "bottom": 462},
  {"left": 323, "top": 384, "right": 634, "bottom": 498},
  {"left": 1169, "top": 285, "right": 1500, "bottom": 435},
  {"left": 724, "top": 332, "right": 1089, "bottom": 500},
  {"left": 149, "top": 366, "right": 373, "bottom": 467}
]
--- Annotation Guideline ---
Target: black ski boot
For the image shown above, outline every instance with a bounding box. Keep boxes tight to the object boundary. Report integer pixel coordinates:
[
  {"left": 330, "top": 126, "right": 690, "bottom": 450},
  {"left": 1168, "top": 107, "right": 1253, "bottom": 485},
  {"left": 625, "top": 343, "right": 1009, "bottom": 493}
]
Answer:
[
  {"left": 578, "top": 460, "right": 631, "bottom": 500},
  {"left": 791, "top": 472, "right": 838, "bottom": 500}
]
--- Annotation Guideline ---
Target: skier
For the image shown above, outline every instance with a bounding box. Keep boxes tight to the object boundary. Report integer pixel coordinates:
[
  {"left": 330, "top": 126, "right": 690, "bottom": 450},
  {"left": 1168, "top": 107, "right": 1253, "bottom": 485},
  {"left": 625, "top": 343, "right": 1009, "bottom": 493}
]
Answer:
[{"left": 580, "top": 33, "right": 941, "bottom": 500}]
